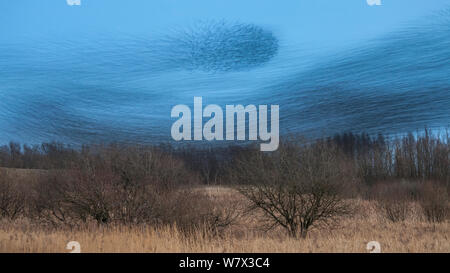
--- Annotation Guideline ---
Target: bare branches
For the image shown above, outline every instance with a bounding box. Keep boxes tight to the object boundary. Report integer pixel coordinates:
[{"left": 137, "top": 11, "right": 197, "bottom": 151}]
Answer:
[
  {"left": 0, "top": 175, "right": 25, "bottom": 220},
  {"left": 233, "top": 141, "right": 354, "bottom": 238}
]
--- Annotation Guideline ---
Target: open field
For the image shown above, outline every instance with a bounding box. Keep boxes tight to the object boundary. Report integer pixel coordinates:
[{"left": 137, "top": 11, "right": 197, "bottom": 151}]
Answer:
[
  {"left": 1, "top": 221, "right": 449, "bottom": 253},
  {"left": 0, "top": 187, "right": 448, "bottom": 253}
]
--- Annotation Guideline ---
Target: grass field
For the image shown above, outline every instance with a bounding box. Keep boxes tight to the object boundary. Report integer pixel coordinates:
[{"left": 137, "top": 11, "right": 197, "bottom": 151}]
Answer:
[{"left": 0, "top": 187, "right": 448, "bottom": 253}]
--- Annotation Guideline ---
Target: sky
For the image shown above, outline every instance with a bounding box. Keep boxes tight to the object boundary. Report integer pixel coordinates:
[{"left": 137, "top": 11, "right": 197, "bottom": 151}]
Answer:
[
  {"left": 1, "top": 0, "right": 449, "bottom": 49},
  {"left": 0, "top": 0, "right": 449, "bottom": 144}
]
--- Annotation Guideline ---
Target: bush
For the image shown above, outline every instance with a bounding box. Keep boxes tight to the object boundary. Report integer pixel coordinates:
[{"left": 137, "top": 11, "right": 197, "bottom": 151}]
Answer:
[
  {"left": 419, "top": 183, "right": 449, "bottom": 223},
  {"left": 158, "top": 189, "right": 241, "bottom": 236},
  {"left": 372, "top": 182, "right": 416, "bottom": 222},
  {"left": 30, "top": 145, "right": 240, "bottom": 233},
  {"left": 32, "top": 146, "right": 194, "bottom": 226},
  {"left": 0, "top": 170, "right": 26, "bottom": 220}
]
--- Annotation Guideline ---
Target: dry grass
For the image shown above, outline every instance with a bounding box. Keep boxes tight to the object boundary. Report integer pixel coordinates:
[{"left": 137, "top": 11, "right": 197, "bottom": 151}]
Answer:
[
  {"left": 0, "top": 218, "right": 448, "bottom": 253},
  {"left": 0, "top": 187, "right": 448, "bottom": 253},
  {"left": 0, "top": 167, "right": 46, "bottom": 180}
]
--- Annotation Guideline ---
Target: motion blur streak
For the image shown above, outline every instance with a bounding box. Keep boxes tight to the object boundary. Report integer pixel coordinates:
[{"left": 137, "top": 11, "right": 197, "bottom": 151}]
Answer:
[{"left": 0, "top": 3, "right": 449, "bottom": 145}]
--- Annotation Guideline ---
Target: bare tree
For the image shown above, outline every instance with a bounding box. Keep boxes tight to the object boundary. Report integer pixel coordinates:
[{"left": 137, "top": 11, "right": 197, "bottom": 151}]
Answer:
[{"left": 232, "top": 141, "right": 354, "bottom": 238}]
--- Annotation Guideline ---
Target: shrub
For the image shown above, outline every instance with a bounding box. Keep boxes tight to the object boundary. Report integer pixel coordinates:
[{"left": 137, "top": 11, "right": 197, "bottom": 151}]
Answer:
[
  {"left": 419, "top": 182, "right": 449, "bottom": 223},
  {"left": 32, "top": 146, "right": 195, "bottom": 226},
  {"left": 158, "top": 189, "right": 241, "bottom": 236},
  {"left": 0, "top": 170, "right": 26, "bottom": 220},
  {"left": 372, "top": 182, "right": 413, "bottom": 222},
  {"left": 31, "top": 145, "right": 241, "bottom": 232}
]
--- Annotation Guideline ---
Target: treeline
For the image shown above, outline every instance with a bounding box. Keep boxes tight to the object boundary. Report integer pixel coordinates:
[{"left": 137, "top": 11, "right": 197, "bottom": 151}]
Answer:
[{"left": 1, "top": 129, "right": 448, "bottom": 185}]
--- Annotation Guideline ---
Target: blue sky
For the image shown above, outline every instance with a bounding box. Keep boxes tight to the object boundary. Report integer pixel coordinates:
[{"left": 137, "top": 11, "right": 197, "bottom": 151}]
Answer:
[
  {"left": 1, "top": 0, "right": 449, "bottom": 144},
  {"left": 1, "top": 0, "right": 448, "bottom": 49}
]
